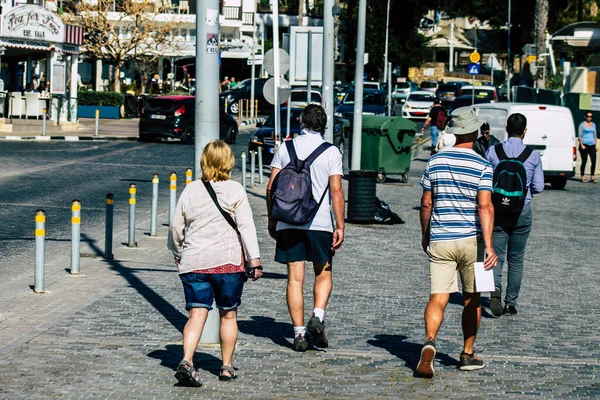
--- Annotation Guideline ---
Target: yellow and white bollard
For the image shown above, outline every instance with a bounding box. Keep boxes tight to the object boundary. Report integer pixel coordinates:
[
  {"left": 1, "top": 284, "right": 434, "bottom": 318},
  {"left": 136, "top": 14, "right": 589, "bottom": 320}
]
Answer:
[
  {"left": 128, "top": 184, "right": 137, "bottom": 247},
  {"left": 150, "top": 174, "right": 159, "bottom": 236},
  {"left": 105, "top": 194, "right": 114, "bottom": 259},
  {"left": 34, "top": 210, "right": 46, "bottom": 293},
  {"left": 169, "top": 172, "right": 177, "bottom": 226},
  {"left": 185, "top": 168, "right": 193, "bottom": 185},
  {"left": 71, "top": 200, "right": 81, "bottom": 274}
]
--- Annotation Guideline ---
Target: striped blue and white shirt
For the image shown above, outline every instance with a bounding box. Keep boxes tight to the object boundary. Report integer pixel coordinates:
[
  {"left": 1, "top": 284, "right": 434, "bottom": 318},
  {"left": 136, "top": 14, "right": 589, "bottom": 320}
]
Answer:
[{"left": 420, "top": 148, "right": 493, "bottom": 243}]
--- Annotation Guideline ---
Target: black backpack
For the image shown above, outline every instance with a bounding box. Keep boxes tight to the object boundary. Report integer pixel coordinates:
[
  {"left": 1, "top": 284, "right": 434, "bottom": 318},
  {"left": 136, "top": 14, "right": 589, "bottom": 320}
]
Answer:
[
  {"left": 491, "top": 144, "right": 533, "bottom": 216},
  {"left": 270, "top": 140, "right": 333, "bottom": 225}
]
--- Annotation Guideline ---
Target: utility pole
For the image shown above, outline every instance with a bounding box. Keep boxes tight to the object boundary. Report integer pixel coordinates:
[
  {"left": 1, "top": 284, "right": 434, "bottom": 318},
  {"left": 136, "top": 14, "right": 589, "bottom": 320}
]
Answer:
[
  {"left": 449, "top": 20, "right": 454, "bottom": 72},
  {"left": 383, "top": 0, "right": 391, "bottom": 84},
  {"left": 507, "top": 0, "right": 512, "bottom": 101},
  {"left": 195, "top": 1, "right": 220, "bottom": 180},
  {"left": 322, "top": 0, "right": 335, "bottom": 143},
  {"left": 351, "top": 0, "right": 366, "bottom": 171},
  {"left": 272, "top": 0, "right": 281, "bottom": 144},
  {"left": 250, "top": 4, "right": 257, "bottom": 118}
]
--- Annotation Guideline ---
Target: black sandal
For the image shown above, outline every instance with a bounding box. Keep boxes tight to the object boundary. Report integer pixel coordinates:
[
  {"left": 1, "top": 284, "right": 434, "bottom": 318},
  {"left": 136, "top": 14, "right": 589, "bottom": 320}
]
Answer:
[
  {"left": 219, "top": 364, "right": 239, "bottom": 381},
  {"left": 174, "top": 360, "right": 202, "bottom": 387}
]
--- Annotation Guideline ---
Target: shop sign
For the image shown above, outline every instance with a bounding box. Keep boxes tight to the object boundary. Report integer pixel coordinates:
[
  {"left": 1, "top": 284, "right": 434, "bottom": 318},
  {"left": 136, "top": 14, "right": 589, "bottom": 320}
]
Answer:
[
  {"left": 3, "top": 38, "right": 52, "bottom": 50},
  {"left": 2, "top": 5, "right": 65, "bottom": 43}
]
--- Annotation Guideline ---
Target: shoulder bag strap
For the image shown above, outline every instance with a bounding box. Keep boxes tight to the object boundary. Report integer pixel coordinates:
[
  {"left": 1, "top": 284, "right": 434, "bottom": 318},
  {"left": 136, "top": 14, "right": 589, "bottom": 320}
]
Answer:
[
  {"left": 203, "top": 180, "right": 247, "bottom": 260},
  {"left": 494, "top": 143, "right": 508, "bottom": 160},
  {"left": 285, "top": 139, "right": 298, "bottom": 163},
  {"left": 304, "top": 142, "right": 333, "bottom": 166},
  {"left": 516, "top": 146, "right": 534, "bottom": 163}
]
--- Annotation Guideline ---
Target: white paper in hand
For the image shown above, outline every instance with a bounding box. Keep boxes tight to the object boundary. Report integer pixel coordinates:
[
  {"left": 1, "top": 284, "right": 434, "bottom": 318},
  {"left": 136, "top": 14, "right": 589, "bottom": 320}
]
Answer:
[{"left": 474, "top": 262, "right": 495, "bottom": 292}]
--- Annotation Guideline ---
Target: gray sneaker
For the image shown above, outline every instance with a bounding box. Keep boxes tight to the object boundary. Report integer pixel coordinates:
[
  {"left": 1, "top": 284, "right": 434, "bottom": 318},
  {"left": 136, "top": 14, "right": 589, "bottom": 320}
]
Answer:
[
  {"left": 416, "top": 338, "right": 436, "bottom": 378},
  {"left": 459, "top": 352, "right": 484, "bottom": 371},
  {"left": 306, "top": 316, "right": 328, "bottom": 348},
  {"left": 490, "top": 287, "right": 503, "bottom": 317},
  {"left": 292, "top": 333, "right": 310, "bottom": 352}
]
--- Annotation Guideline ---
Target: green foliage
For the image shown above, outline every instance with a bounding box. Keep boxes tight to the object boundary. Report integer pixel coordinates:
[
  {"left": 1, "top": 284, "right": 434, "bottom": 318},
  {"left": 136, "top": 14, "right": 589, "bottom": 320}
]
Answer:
[
  {"left": 547, "top": 72, "right": 564, "bottom": 90},
  {"left": 77, "top": 91, "right": 125, "bottom": 107}
]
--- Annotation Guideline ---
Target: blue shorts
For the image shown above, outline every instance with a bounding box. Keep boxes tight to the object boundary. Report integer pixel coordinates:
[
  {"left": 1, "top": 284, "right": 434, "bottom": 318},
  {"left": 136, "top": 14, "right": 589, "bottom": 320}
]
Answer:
[
  {"left": 179, "top": 272, "right": 245, "bottom": 311},
  {"left": 275, "top": 229, "right": 334, "bottom": 265}
]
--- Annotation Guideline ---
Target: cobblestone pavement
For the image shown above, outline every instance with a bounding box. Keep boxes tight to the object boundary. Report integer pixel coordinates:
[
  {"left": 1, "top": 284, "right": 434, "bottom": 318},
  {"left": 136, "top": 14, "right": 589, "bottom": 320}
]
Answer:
[{"left": 0, "top": 138, "right": 599, "bottom": 399}]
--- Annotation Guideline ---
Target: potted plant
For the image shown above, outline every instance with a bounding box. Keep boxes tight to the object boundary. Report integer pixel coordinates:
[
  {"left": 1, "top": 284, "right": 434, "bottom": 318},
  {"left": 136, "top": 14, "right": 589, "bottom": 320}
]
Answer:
[{"left": 77, "top": 91, "right": 125, "bottom": 119}]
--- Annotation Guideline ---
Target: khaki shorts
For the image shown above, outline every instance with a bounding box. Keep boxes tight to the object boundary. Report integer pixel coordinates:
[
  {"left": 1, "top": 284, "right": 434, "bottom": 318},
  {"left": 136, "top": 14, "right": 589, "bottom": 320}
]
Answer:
[{"left": 427, "top": 237, "right": 484, "bottom": 294}]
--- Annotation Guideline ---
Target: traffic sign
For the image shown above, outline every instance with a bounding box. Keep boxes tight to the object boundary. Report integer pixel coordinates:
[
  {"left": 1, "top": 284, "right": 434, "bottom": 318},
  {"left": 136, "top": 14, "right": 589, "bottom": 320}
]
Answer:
[
  {"left": 469, "top": 51, "right": 481, "bottom": 63},
  {"left": 522, "top": 43, "right": 537, "bottom": 56},
  {"left": 263, "top": 48, "right": 290, "bottom": 76},
  {"left": 263, "top": 77, "right": 292, "bottom": 105},
  {"left": 468, "top": 63, "right": 481, "bottom": 75}
]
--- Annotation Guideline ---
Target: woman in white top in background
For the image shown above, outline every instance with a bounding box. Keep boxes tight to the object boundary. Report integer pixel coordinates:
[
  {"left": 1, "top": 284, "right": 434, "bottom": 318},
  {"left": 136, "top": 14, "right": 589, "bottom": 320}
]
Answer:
[
  {"left": 435, "top": 116, "right": 456, "bottom": 153},
  {"left": 169, "top": 140, "right": 262, "bottom": 386}
]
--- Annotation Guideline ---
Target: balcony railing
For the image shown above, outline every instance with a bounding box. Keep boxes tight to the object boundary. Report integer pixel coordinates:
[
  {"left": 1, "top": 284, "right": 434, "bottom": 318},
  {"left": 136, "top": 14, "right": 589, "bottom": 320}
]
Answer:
[
  {"left": 222, "top": 6, "right": 242, "bottom": 21},
  {"left": 242, "top": 12, "right": 254, "bottom": 26}
]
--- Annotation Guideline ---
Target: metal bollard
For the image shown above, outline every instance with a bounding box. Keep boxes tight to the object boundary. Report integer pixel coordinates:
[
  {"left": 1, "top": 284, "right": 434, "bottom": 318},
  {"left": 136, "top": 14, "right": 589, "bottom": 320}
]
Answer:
[
  {"left": 185, "top": 168, "right": 193, "bottom": 185},
  {"left": 255, "top": 100, "right": 258, "bottom": 119},
  {"left": 128, "top": 183, "right": 137, "bottom": 247},
  {"left": 245, "top": 98, "right": 249, "bottom": 120},
  {"left": 224, "top": 99, "right": 228, "bottom": 114},
  {"left": 34, "top": 209, "right": 46, "bottom": 293},
  {"left": 258, "top": 146, "right": 264, "bottom": 184},
  {"left": 238, "top": 99, "right": 243, "bottom": 120},
  {"left": 241, "top": 151, "right": 247, "bottom": 188},
  {"left": 150, "top": 174, "right": 159, "bottom": 236},
  {"left": 71, "top": 199, "right": 81, "bottom": 274},
  {"left": 42, "top": 108, "right": 47, "bottom": 136},
  {"left": 104, "top": 194, "right": 114, "bottom": 259},
  {"left": 250, "top": 151, "right": 256, "bottom": 187},
  {"left": 169, "top": 172, "right": 177, "bottom": 226},
  {"left": 95, "top": 109, "right": 99, "bottom": 136}
]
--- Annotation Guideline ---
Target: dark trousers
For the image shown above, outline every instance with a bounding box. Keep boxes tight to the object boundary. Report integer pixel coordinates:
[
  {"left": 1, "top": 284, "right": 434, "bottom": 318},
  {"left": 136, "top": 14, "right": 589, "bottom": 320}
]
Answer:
[
  {"left": 492, "top": 204, "right": 533, "bottom": 308},
  {"left": 579, "top": 145, "right": 597, "bottom": 177}
]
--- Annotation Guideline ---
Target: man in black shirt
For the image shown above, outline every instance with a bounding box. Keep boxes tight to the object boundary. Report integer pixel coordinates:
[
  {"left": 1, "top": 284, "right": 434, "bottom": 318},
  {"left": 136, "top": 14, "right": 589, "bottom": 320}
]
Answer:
[
  {"left": 473, "top": 122, "right": 500, "bottom": 157},
  {"left": 421, "top": 98, "right": 446, "bottom": 155}
]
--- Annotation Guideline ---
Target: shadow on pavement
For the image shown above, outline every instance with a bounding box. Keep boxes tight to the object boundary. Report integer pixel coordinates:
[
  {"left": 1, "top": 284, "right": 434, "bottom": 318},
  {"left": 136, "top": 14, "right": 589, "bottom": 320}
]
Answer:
[
  {"left": 237, "top": 316, "right": 292, "bottom": 349},
  {"left": 367, "top": 334, "right": 458, "bottom": 376},
  {"left": 448, "top": 292, "right": 494, "bottom": 319},
  {"left": 82, "top": 233, "right": 187, "bottom": 333},
  {"left": 148, "top": 344, "right": 222, "bottom": 379}
]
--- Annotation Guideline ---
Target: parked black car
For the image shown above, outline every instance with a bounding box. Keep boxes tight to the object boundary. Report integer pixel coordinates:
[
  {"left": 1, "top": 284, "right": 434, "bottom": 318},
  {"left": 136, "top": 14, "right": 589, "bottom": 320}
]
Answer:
[
  {"left": 248, "top": 107, "right": 348, "bottom": 162},
  {"left": 448, "top": 95, "right": 492, "bottom": 113},
  {"left": 138, "top": 96, "right": 238, "bottom": 144},
  {"left": 435, "top": 84, "right": 460, "bottom": 107},
  {"left": 219, "top": 78, "right": 271, "bottom": 115}
]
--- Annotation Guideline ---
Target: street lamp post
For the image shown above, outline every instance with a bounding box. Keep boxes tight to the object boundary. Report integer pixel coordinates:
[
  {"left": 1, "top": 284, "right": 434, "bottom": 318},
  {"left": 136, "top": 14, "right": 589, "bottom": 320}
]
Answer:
[
  {"left": 507, "top": 0, "right": 512, "bottom": 101},
  {"left": 383, "top": 0, "right": 391, "bottom": 84}
]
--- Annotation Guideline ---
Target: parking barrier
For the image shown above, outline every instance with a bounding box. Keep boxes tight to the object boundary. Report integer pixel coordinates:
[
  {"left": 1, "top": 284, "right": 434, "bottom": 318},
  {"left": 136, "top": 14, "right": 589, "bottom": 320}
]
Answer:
[
  {"left": 104, "top": 194, "right": 114, "bottom": 259},
  {"left": 238, "top": 99, "right": 243, "bottom": 120},
  {"left": 34, "top": 209, "right": 46, "bottom": 293},
  {"left": 241, "top": 151, "right": 247, "bottom": 188},
  {"left": 151, "top": 174, "right": 159, "bottom": 236},
  {"left": 71, "top": 200, "right": 81, "bottom": 274},
  {"left": 224, "top": 99, "right": 228, "bottom": 114},
  {"left": 258, "top": 146, "right": 264, "bottom": 184},
  {"left": 169, "top": 172, "right": 177, "bottom": 226},
  {"left": 95, "top": 109, "right": 99, "bottom": 137},
  {"left": 185, "top": 168, "right": 193, "bottom": 185},
  {"left": 245, "top": 99, "right": 249, "bottom": 120},
  {"left": 42, "top": 108, "right": 47, "bottom": 136},
  {"left": 250, "top": 150, "right": 256, "bottom": 188},
  {"left": 128, "top": 183, "right": 137, "bottom": 247},
  {"left": 254, "top": 100, "right": 258, "bottom": 119}
]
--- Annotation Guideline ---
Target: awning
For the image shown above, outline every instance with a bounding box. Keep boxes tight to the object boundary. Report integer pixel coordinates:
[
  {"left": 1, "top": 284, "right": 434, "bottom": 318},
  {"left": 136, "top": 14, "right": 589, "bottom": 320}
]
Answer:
[{"left": 0, "top": 38, "right": 54, "bottom": 52}]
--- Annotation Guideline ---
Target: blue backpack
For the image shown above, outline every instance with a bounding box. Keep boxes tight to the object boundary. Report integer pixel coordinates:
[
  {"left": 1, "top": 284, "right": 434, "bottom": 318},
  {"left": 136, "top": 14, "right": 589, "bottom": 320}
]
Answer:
[
  {"left": 270, "top": 140, "right": 333, "bottom": 225},
  {"left": 492, "top": 144, "right": 533, "bottom": 216}
]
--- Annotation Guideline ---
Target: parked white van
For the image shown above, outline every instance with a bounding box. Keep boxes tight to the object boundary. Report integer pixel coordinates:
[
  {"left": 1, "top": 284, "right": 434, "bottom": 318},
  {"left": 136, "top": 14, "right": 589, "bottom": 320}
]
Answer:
[{"left": 471, "top": 103, "right": 576, "bottom": 190}]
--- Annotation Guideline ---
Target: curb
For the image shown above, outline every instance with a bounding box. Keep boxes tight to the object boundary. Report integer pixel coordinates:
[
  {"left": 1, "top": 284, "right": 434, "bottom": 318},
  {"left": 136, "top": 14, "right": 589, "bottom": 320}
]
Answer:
[
  {"left": 239, "top": 117, "right": 265, "bottom": 127},
  {"left": 0, "top": 135, "right": 139, "bottom": 141}
]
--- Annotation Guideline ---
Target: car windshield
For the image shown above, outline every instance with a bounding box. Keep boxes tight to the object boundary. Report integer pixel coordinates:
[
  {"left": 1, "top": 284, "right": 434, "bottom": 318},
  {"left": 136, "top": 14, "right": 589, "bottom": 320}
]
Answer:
[
  {"left": 408, "top": 93, "right": 433, "bottom": 102},
  {"left": 145, "top": 99, "right": 184, "bottom": 113},
  {"left": 421, "top": 82, "right": 437, "bottom": 88},
  {"left": 263, "top": 110, "right": 302, "bottom": 128},
  {"left": 291, "top": 92, "right": 322, "bottom": 103},
  {"left": 395, "top": 83, "right": 410, "bottom": 89},
  {"left": 438, "top": 85, "right": 457, "bottom": 92},
  {"left": 342, "top": 92, "right": 385, "bottom": 105},
  {"left": 231, "top": 79, "right": 251, "bottom": 91},
  {"left": 461, "top": 89, "right": 493, "bottom": 98}
]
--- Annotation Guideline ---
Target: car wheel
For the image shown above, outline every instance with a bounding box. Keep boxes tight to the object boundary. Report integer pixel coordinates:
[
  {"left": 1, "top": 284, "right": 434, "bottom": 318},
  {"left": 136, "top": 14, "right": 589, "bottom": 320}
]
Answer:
[
  {"left": 229, "top": 101, "right": 239, "bottom": 115},
  {"left": 401, "top": 172, "right": 409, "bottom": 183},
  {"left": 377, "top": 172, "right": 386, "bottom": 183},
  {"left": 550, "top": 176, "right": 567, "bottom": 190},
  {"left": 181, "top": 127, "right": 194, "bottom": 144}
]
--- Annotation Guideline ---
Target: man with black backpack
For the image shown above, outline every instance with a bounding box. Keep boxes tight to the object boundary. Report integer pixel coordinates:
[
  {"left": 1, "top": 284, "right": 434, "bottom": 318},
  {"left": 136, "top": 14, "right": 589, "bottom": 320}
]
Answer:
[
  {"left": 266, "top": 105, "right": 345, "bottom": 352},
  {"left": 421, "top": 98, "right": 447, "bottom": 155},
  {"left": 485, "top": 113, "right": 544, "bottom": 317}
]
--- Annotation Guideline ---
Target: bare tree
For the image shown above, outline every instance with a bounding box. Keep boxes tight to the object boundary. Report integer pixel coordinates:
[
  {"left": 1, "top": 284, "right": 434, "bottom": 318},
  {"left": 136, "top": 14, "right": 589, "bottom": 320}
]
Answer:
[{"left": 63, "top": 0, "right": 182, "bottom": 93}]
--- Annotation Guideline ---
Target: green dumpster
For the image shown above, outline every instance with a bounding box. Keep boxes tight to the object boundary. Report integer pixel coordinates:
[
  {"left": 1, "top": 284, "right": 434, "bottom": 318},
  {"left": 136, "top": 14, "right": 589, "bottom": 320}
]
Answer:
[{"left": 349, "top": 116, "right": 417, "bottom": 183}]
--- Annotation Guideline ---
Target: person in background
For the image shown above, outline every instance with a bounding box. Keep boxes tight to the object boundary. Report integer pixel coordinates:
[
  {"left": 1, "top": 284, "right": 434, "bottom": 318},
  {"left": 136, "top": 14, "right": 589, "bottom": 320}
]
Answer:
[
  {"left": 421, "top": 98, "right": 447, "bottom": 155},
  {"left": 578, "top": 112, "right": 598, "bottom": 183},
  {"left": 230, "top": 77, "right": 238, "bottom": 89},
  {"left": 473, "top": 122, "right": 501, "bottom": 158},
  {"left": 434, "top": 116, "right": 455, "bottom": 152},
  {"left": 168, "top": 140, "right": 262, "bottom": 386},
  {"left": 221, "top": 76, "right": 231, "bottom": 92}
]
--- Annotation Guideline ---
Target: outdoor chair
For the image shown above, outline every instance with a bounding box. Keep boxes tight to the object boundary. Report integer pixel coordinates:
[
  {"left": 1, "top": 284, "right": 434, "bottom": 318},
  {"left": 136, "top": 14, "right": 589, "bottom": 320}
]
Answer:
[
  {"left": 9, "top": 92, "right": 25, "bottom": 119},
  {"left": 25, "top": 93, "right": 43, "bottom": 119}
]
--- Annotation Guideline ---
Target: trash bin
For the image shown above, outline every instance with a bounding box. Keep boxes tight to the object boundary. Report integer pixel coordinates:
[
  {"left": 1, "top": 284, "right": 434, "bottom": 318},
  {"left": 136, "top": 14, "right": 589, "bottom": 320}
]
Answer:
[
  {"left": 347, "top": 170, "right": 377, "bottom": 223},
  {"left": 349, "top": 115, "right": 417, "bottom": 183}
]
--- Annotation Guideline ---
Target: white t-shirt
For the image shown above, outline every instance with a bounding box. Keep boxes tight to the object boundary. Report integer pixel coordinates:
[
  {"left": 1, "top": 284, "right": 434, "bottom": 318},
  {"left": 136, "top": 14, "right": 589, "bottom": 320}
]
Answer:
[{"left": 270, "top": 130, "right": 343, "bottom": 232}]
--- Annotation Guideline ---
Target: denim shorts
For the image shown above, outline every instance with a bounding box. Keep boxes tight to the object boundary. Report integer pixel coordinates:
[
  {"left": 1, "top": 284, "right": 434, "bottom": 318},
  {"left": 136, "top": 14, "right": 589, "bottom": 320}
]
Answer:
[{"left": 179, "top": 272, "right": 245, "bottom": 311}]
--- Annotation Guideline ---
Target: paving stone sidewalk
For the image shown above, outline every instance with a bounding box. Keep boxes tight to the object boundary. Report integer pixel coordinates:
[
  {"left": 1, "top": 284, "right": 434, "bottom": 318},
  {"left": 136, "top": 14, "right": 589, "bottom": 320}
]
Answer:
[{"left": 0, "top": 151, "right": 599, "bottom": 399}]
